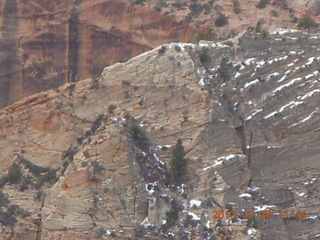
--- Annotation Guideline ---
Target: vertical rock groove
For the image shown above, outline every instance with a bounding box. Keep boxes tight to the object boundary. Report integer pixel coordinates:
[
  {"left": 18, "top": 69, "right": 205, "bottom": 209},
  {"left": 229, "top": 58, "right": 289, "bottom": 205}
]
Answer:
[
  {"left": 67, "top": 2, "right": 81, "bottom": 83},
  {"left": 0, "top": 0, "right": 18, "bottom": 108}
]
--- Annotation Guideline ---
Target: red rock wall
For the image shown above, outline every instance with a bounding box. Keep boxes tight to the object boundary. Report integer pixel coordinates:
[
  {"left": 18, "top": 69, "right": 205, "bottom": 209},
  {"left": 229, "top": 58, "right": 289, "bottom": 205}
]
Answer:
[{"left": 0, "top": 0, "right": 195, "bottom": 108}]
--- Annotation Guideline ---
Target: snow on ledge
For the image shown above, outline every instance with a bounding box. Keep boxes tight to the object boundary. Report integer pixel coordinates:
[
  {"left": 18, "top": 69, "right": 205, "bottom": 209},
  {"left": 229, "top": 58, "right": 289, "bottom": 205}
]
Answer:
[{"left": 189, "top": 199, "right": 202, "bottom": 208}]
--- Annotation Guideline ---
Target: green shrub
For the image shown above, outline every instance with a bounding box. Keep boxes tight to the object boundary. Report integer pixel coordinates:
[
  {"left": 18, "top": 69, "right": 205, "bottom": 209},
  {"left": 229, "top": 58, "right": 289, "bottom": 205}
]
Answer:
[
  {"left": 0, "top": 191, "right": 9, "bottom": 206},
  {"left": 134, "top": 0, "right": 145, "bottom": 5},
  {"left": 122, "top": 80, "right": 131, "bottom": 86},
  {"left": 218, "top": 57, "right": 232, "bottom": 81},
  {"left": 256, "top": 0, "right": 269, "bottom": 9},
  {"left": 90, "top": 78, "right": 99, "bottom": 89},
  {"left": 68, "top": 83, "right": 76, "bottom": 96},
  {"left": 7, "top": 164, "right": 22, "bottom": 184},
  {"left": 166, "top": 205, "right": 179, "bottom": 227},
  {"left": 256, "top": 21, "right": 262, "bottom": 33},
  {"left": 108, "top": 104, "right": 117, "bottom": 114},
  {"left": 92, "top": 161, "right": 105, "bottom": 175},
  {"left": 214, "top": 14, "right": 228, "bottom": 27},
  {"left": 261, "top": 29, "right": 269, "bottom": 39},
  {"left": 172, "top": 2, "right": 183, "bottom": 10},
  {"left": 170, "top": 139, "right": 187, "bottom": 184},
  {"left": 0, "top": 209, "right": 17, "bottom": 226},
  {"left": 174, "top": 45, "right": 182, "bottom": 52},
  {"left": 131, "top": 126, "right": 149, "bottom": 150},
  {"left": 298, "top": 17, "right": 319, "bottom": 29},
  {"left": 158, "top": 45, "right": 167, "bottom": 54},
  {"left": 233, "top": 0, "right": 241, "bottom": 14},
  {"left": 189, "top": 3, "right": 204, "bottom": 16},
  {"left": 199, "top": 48, "right": 210, "bottom": 64},
  {"left": 35, "top": 169, "right": 58, "bottom": 189}
]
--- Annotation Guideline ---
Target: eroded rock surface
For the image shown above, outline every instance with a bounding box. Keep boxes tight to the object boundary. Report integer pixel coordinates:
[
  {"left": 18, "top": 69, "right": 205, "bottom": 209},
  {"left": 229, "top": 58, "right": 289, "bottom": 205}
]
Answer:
[
  {"left": 0, "top": 30, "right": 319, "bottom": 239},
  {"left": 0, "top": 0, "right": 195, "bottom": 109}
]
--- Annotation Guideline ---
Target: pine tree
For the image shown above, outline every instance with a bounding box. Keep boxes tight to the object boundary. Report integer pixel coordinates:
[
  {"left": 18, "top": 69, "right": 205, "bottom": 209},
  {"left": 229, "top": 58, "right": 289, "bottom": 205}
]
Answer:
[{"left": 170, "top": 138, "right": 187, "bottom": 184}]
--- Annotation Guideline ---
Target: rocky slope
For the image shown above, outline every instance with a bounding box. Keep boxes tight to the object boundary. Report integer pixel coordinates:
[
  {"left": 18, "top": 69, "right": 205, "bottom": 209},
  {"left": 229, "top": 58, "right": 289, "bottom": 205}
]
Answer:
[
  {"left": 0, "top": 29, "right": 320, "bottom": 239},
  {"left": 1, "top": 0, "right": 320, "bottom": 111}
]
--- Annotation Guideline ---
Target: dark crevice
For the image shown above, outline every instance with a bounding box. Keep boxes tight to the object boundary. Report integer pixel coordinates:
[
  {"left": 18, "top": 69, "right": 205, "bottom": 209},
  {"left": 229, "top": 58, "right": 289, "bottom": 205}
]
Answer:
[
  {"left": 235, "top": 125, "right": 247, "bottom": 155},
  {"left": 67, "top": 2, "right": 82, "bottom": 83}
]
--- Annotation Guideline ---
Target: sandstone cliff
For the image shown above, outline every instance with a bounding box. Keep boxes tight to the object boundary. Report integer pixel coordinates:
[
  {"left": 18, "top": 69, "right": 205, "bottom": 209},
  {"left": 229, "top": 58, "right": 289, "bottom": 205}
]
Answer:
[
  {"left": 0, "top": 0, "right": 195, "bottom": 109},
  {"left": 0, "top": 29, "right": 320, "bottom": 239},
  {"left": 1, "top": 0, "right": 320, "bottom": 112}
]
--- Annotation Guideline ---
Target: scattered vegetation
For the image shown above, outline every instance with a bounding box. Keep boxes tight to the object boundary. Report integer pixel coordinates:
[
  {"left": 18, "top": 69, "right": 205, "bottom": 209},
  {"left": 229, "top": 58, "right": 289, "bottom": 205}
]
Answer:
[
  {"left": 261, "top": 29, "right": 269, "bottom": 39},
  {"left": 108, "top": 104, "right": 117, "bottom": 114},
  {"left": 8, "top": 204, "right": 30, "bottom": 219},
  {"left": 196, "top": 29, "right": 215, "bottom": 41},
  {"left": 170, "top": 139, "right": 187, "bottom": 184},
  {"left": 92, "top": 161, "right": 105, "bottom": 175},
  {"left": 189, "top": 3, "right": 204, "bottom": 16},
  {"left": 90, "top": 77, "right": 100, "bottom": 89},
  {"left": 158, "top": 45, "right": 167, "bottom": 54},
  {"left": 256, "top": 0, "right": 270, "bottom": 9},
  {"left": 166, "top": 205, "right": 179, "bottom": 227},
  {"left": 172, "top": 2, "right": 183, "bottom": 10},
  {"left": 272, "top": 0, "right": 289, "bottom": 10},
  {"left": 218, "top": 57, "right": 232, "bottom": 82},
  {"left": 233, "top": 0, "right": 241, "bottom": 14},
  {"left": 19, "top": 176, "right": 32, "bottom": 192},
  {"left": 174, "top": 45, "right": 182, "bottom": 52},
  {"left": 134, "top": 0, "right": 145, "bottom": 5},
  {"left": 255, "top": 20, "right": 262, "bottom": 33},
  {"left": 162, "top": 199, "right": 180, "bottom": 232},
  {"left": 131, "top": 126, "right": 149, "bottom": 150},
  {"left": 298, "top": 17, "right": 319, "bottom": 29},
  {"left": 68, "top": 83, "right": 76, "bottom": 96},
  {"left": 35, "top": 168, "right": 58, "bottom": 189},
  {"left": 122, "top": 80, "right": 131, "bottom": 86},
  {"left": 199, "top": 48, "right": 210, "bottom": 64},
  {"left": 7, "top": 164, "right": 22, "bottom": 184},
  {"left": 62, "top": 146, "right": 78, "bottom": 163},
  {"left": 214, "top": 13, "right": 229, "bottom": 27},
  {"left": 0, "top": 191, "right": 10, "bottom": 207},
  {"left": 0, "top": 177, "right": 7, "bottom": 188},
  {"left": 78, "top": 114, "right": 106, "bottom": 144},
  {"left": 0, "top": 209, "right": 17, "bottom": 226}
]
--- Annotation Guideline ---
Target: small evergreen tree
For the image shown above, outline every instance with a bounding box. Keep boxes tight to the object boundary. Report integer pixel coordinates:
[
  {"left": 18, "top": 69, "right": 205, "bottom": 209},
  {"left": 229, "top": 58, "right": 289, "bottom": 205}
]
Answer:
[
  {"left": 298, "top": 17, "right": 319, "bottom": 29},
  {"left": 7, "top": 164, "right": 22, "bottom": 184},
  {"left": 170, "top": 138, "right": 187, "bottom": 184}
]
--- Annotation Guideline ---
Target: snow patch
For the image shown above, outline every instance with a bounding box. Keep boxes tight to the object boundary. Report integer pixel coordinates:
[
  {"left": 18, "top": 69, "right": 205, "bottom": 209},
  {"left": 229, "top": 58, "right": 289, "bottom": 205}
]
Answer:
[
  {"left": 187, "top": 212, "right": 201, "bottom": 221},
  {"left": 275, "top": 29, "right": 301, "bottom": 35},
  {"left": 254, "top": 205, "right": 277, "bottom": 211},
  {"left": 190, "top": 199, "right": 202, "bottom": 208},
  {"left": 300, "top": 110, "right": 317, "bottom": 123},
  {"left": 239, "top": 193, "right": 252, "bottom": 198},
  {"left": 297, "top": 89, "right": 320, "bottom": 100},
  {"left": 273, "top": 77, "right": 303, "bottom": 93},
  {"left": 218, "top": 154, "right": 237, "bottom": 161},
  {"left": 247, "top": 229, "right": 256, "bottom": 235},
  {"left": 243, "top": 58, "right": 256, "bottom": 65},
  {"left": 244, "top": 79, "right": 259, "bottom": 88}
]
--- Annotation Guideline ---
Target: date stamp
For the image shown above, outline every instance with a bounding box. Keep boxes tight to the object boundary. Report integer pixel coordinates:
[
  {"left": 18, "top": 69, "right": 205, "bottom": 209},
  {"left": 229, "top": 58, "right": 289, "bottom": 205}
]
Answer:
[{"left": 212, "top": 210, "right": 308, "bottom": 220}]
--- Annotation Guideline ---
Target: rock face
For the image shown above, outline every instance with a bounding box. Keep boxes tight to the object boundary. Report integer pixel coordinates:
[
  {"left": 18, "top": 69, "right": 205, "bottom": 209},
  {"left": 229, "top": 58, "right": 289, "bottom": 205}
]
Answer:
[
  {"left": 1, "top": 0, "right": 320, "bottom": 111},
  {"left": 0, "top": 30, "right": 320, "bottom": 240},
  {"left": 0, "top": 0, "right": 195, "bottom": 109}
]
